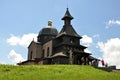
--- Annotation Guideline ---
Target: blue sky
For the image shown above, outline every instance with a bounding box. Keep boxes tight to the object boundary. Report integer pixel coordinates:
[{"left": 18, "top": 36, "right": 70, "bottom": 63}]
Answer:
[{"left": 0, "top": 0, "right": 120, "bottom": 68}]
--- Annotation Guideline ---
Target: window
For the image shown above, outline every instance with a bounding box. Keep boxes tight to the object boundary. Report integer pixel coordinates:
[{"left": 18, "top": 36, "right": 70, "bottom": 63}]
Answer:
[
  {"left": 70, "top": 38, "right": 74, "bottom": 43},
  {"left": 42, "top": 49, "right": 45, "bottom": 58},
  {"left": 30, "top": 51, "right": 33, "bottom": 60},
  {"left": 47, "top": 47, "right": 49, "bottom": 57},
  {"left": 58, "top": 37, "right": 63, "bottom": 42}
]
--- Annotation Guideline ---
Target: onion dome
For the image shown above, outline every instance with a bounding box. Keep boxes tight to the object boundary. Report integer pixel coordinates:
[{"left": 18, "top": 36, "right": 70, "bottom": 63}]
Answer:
[
  {"left": 37, "top": 20, "right": 58, "bottom": 43},
  {"left": 39, "top": 20, "right": 58, "bottom": 36}
]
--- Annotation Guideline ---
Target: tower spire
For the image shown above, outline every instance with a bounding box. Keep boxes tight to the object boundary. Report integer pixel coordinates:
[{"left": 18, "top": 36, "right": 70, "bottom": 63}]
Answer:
[
  {"left": 62, "top": 8, "right": 73, "bottom": 25},
  {"left": 58, "top": 8, "right": 81, "bottom": 38},
  {"left": 62, "top": 8, "right": 73, "bottom": 20}
]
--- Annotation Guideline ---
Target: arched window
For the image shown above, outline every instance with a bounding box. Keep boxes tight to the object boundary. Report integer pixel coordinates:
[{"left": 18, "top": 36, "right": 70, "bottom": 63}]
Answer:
[
  {"left": 47, "top": 47, "right": 49, "bottom": 57},
  {"left": 30, "top": 51, "right": 33, "bottom": 60},
  {"left": 42, "top": 49, "right": 45, "bottom": 58}
]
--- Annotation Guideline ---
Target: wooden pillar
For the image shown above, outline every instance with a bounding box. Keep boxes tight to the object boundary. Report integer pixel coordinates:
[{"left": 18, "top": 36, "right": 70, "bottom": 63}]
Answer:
[{"left": 69, "top": 50, "right": 73, "bottom": 64}]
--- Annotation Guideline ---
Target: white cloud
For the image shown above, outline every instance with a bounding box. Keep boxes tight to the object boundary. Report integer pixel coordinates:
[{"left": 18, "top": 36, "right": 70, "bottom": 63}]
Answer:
[
  {"left": 6, "top": 34, "right": 20, "bottom": 45},
  {"left": 7, "top": 33, "right": 37, "bottom": 47},
  {"left": 98, "top": 38, "right": 120, "bottom": 69},
  {"left": 8, "top": 50, "right": 24, "bottom": 63},
  {"left": 106, "top": 20, "right": 120, "bottom": 28},
  {"left": 85, "top": 49, "right": 92, "bottom": 53},
  {"left": 81, "top": 35, "right": 93, "bottom": 46}
]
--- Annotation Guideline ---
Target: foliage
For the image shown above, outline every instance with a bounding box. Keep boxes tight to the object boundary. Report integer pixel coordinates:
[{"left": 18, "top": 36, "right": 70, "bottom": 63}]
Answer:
[{"left": 0, "top": 64, "right": 120, "bottom": 80}]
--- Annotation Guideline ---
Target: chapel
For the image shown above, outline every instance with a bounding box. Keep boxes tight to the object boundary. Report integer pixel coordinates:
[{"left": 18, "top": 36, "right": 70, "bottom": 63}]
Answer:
[{"left": 18, "top": 8, "right": 98, "bottom": 65}]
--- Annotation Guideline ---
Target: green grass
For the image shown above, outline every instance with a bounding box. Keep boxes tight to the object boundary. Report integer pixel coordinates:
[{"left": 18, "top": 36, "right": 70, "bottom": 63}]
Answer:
[{"left": 0, "top": 64, "right": 120, "bottom": 80}]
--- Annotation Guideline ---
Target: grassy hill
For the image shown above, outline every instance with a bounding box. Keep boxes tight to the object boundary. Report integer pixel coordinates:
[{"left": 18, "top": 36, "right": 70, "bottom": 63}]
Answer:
[{"left": 0, "top": 64, "right": 120, "bottom": 80}]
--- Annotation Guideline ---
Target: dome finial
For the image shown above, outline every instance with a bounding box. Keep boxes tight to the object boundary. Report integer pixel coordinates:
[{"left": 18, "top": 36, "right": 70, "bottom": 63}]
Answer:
[{"left": 48, "top": 20, "right": 52, "bottom": 26}]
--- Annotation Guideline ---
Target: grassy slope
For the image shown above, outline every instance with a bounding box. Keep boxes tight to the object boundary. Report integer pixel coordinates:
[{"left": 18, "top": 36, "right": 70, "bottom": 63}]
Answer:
[{"left": 0, "top": 64, "right": 120, "bottom": 80}]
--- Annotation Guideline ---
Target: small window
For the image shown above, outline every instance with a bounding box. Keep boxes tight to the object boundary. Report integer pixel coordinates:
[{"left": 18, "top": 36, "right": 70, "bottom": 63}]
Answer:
[
  {"left": 70, "top": 38, "right": 74, "bottom": 43},
  {"left": 59, "top": 38, "right": 63, "bottom": 42}
]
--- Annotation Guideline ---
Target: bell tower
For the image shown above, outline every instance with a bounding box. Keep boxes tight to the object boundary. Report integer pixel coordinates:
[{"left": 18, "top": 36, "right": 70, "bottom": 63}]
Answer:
[{"left": 55, "top": 8, "right": 83, "bottom": 53}]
